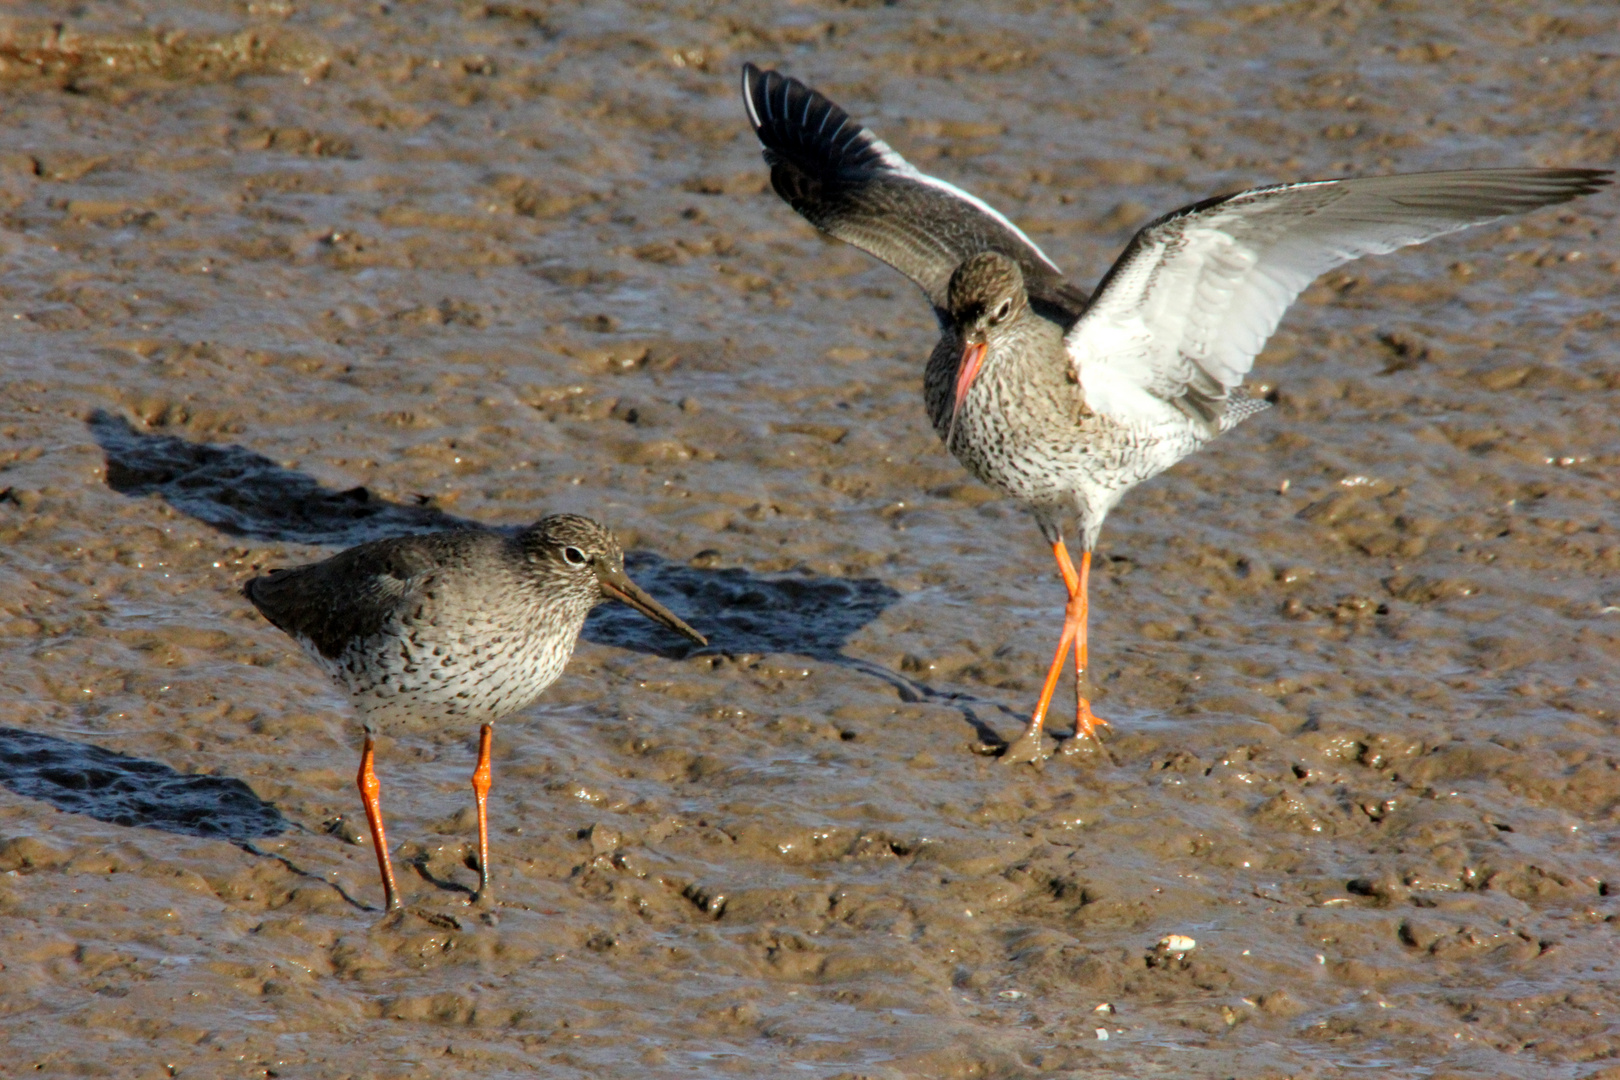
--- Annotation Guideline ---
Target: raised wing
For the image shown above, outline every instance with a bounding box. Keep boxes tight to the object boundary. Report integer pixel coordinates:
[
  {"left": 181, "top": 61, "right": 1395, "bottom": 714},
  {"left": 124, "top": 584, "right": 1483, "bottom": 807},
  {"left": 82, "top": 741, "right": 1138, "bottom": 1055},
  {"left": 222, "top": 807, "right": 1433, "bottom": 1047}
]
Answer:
[
  {"left": 741, "top": 63, "right": 1085, "bottom": 321},
  {"left": 1068, "top": 168, "right": 1611, "bottom": 432}
]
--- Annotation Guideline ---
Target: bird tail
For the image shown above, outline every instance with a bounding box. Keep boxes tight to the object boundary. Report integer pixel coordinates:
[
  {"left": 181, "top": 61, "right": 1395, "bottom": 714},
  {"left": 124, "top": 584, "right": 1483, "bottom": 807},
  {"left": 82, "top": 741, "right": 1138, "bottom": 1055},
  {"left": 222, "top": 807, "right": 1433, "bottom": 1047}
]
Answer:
[{"left": 241, "top": 568, "right": 300, "bottom": 635}]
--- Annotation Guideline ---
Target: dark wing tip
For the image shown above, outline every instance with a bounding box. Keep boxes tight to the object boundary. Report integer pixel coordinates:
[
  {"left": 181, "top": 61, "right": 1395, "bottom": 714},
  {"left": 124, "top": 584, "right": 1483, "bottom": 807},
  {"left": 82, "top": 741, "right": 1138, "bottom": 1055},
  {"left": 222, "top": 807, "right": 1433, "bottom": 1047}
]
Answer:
[
  {"left": 1472, "top": 167, "right": 1614, "bottom": 206},
  {"left": 1137, "top": 167, "right": 1612, "bottom": 241},
  {"left": 1547, "top": 166, "right": 1613, "bottom": 183},
  {"left": 1373, "top": 167, "right": 1614, "bottom": 218},
  {"left": 739, "top": 63, "right": 889, "bottom": 181},
  {"left": 1542, "top": 167, "right": 1613, "bottom": 199}
]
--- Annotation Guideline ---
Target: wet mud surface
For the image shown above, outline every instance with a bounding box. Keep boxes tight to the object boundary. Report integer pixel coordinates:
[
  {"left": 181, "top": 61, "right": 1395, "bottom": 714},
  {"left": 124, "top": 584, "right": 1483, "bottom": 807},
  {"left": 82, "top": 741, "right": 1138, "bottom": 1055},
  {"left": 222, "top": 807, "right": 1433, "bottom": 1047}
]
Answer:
[{"left": 0, "top": 1, "right": 1618, "bottom": 1077}]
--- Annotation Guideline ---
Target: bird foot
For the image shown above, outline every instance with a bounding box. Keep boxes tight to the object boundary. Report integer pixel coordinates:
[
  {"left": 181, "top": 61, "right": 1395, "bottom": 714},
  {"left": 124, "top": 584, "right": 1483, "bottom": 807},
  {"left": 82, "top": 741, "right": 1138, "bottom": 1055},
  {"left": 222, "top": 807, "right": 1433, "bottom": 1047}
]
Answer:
[
  {"left": 373, "top": 905, "right": 469, "bottom": 933},
  {"left": 1001, "top": 727, "right": 1051, "bottom": 765},
  {"left": 1057, "top": 705, "right": 1115, "bottom": 764},
  {"left": 374, "top": 905, "right": 411, "bottom": 931},
  {"left": 1076, "top": 698, "right": 1109, "bottom": 738}
]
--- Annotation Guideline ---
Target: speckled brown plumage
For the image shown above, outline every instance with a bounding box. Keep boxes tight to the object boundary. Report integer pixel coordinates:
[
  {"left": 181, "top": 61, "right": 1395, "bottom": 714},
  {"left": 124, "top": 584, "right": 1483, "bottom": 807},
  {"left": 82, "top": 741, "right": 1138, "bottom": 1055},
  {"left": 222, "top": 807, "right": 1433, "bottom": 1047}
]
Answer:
[{"left": 244, "top": 513, "right": 704, "bottom": 910}]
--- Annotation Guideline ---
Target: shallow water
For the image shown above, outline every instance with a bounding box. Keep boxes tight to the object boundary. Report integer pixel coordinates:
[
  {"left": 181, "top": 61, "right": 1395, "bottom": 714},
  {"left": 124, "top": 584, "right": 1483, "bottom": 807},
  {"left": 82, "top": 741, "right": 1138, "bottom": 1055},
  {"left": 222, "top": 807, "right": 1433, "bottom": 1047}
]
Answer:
[{"left": 0, "top": 2, "right": 1617, "bottom": 1077}]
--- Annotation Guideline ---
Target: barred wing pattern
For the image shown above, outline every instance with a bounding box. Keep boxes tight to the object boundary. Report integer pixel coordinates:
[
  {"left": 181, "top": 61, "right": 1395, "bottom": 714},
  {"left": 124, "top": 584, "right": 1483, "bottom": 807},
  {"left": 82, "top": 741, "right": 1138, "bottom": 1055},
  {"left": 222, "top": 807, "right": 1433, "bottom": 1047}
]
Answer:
[{"left": 742, "top": 63, "right": 1084, "bottom": 320}]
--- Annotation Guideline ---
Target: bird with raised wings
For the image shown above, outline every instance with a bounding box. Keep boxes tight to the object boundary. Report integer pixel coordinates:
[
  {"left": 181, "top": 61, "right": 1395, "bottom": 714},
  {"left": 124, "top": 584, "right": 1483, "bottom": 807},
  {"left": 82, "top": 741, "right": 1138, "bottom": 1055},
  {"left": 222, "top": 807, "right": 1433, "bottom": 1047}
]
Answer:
[{"left": 740, "top": 63, "right": 1609, "bottom": 764}]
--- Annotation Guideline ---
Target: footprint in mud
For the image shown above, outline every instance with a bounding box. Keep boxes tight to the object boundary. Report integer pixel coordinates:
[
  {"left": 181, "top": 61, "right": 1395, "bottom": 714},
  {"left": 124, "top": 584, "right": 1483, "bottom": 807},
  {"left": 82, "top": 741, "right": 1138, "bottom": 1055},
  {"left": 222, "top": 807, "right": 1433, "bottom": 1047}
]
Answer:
[{"left": 0, "top": 726, "right": 286, "bottom": 840}]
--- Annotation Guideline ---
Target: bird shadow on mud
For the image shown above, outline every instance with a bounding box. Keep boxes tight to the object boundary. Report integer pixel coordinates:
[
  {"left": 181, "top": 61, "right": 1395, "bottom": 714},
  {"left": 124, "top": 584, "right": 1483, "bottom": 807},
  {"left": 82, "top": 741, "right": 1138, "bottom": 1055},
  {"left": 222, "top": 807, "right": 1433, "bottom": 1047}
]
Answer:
[
  {"left": 88, "top": 408, "right": 1018, "bottom": 745},
  {"left": 0, "top": 726, "right": 374, "bottom": 909},
  {"left": 90, "top": 408, "right": 469, "bottom": 546},
  {"left": 597, "top": 557, "right": 1020, "bottom": 745},
  {"left": 0, "top": 726, "right": 285, "bottom": 840}
]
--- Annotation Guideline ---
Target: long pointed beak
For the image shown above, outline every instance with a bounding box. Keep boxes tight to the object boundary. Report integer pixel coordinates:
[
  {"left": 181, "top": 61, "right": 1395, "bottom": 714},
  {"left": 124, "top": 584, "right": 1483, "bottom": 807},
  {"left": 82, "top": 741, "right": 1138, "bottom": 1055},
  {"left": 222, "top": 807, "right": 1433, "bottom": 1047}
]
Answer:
[
  {"left": 596, "top": 564, "right": 707, "bottom": 646},
  {"left": 945, "top": 340, "right": 988, "bottom": 447},
  {"left": 952, "top": 340, "right": 988, "bottom": 420}
]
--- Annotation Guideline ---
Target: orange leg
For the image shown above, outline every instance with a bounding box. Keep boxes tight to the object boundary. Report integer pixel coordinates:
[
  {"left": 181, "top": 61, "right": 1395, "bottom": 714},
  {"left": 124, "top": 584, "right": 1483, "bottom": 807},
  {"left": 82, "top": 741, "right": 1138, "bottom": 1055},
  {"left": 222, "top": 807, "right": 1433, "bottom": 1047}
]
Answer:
[
  {"left": 1051, "top": 542, "right": 1086, "bottom": 688},
  {"left": 356, "top": 729, "right": 402, "bottom": 912},
  {"left": 1057, "top": 544, "right": 1107, "bottom": 742},
  {"left": 470, "top": 724, "right": 494, "bottom": 901},
  {"left": 1004, "top": 541, "right": 1108, "bottom": 763}
]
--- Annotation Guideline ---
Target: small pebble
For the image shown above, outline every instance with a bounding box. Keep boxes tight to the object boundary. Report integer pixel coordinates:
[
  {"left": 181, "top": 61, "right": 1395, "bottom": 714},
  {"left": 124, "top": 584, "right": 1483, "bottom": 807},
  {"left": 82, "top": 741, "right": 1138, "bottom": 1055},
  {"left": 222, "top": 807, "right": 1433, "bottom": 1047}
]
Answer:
[{"left": 1157, "top": 934, "right": 1197, "bottom": 954}]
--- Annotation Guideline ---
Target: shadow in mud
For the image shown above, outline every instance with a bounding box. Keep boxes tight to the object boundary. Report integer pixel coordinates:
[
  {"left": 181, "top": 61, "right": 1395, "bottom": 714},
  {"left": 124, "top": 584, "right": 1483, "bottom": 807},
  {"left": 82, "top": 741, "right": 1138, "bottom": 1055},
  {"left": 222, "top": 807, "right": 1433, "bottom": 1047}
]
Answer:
[
  {"left": 588, "top": 554, "right": 899, "bottom": 659},
  {"left": 0, "top": 727, "right": 287, "bottom": 840},
  {"left": 89, "top": 409, "right": 1017, "bottom": 742},
  {"left": 89, "top": 408, "right": 469, "bottom": 547},
  {"left": 584, "top": 559, "right": 1015, "bottom": 744}
]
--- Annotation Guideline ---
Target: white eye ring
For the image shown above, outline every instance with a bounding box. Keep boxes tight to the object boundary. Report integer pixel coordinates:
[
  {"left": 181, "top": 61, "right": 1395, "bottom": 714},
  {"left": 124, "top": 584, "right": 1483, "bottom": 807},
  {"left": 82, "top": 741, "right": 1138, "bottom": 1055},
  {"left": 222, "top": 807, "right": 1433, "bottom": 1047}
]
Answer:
[
  {"left": 992, "top": 298, "right": 1012, "bottom": 323},
  {"left": 562, "top": 546, "right": 588, "bottom": 566}
]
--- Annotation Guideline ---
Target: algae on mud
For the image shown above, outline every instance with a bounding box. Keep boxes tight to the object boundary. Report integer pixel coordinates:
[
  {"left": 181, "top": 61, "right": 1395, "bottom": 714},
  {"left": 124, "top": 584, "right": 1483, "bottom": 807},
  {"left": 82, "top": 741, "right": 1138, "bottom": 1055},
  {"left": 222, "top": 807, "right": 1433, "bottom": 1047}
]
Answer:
[{"left": 0, "top": 2, "right": 1616, "bottom": 1078}]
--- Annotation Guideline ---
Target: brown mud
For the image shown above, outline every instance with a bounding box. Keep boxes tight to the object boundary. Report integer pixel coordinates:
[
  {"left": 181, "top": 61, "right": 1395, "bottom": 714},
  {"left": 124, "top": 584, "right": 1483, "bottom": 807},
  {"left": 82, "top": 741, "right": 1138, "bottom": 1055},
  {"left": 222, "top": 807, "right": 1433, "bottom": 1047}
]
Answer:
[{"left": 0, "top": 2, "right": 1617, "bottom": 1077}]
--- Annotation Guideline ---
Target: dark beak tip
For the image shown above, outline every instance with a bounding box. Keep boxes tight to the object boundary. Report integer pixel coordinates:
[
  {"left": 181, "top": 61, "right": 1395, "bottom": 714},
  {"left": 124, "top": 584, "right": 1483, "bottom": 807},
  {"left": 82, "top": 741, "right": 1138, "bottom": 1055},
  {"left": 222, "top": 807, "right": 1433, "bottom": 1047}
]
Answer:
[
  {"left": 670, "top": 619, "right": 707, "bottom": 647},
  {"left": 601, "top": 574, "right": 707, "bottom": 647}
]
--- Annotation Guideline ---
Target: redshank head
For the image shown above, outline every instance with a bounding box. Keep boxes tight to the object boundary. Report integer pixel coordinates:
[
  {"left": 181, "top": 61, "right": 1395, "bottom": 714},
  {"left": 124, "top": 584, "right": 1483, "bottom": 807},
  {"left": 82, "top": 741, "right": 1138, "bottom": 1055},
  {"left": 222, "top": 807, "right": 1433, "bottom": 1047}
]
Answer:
[
  {"left": 521, "top": 515, "right": 707, "bottom": 646},
  {"left": 945, "top": 252, "right": 1029, "bottom": 438}
]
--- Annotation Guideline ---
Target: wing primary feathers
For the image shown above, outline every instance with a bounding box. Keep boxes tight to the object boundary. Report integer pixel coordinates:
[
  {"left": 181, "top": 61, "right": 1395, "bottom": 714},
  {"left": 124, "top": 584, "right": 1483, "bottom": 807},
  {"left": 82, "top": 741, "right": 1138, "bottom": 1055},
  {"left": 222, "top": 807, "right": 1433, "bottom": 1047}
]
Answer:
[
  {"left": 741, "top": 63, "right": 1076, "bottom": 315},
  {"left": 1068, "top": 168, "right": 1610, "bottom": 433}
]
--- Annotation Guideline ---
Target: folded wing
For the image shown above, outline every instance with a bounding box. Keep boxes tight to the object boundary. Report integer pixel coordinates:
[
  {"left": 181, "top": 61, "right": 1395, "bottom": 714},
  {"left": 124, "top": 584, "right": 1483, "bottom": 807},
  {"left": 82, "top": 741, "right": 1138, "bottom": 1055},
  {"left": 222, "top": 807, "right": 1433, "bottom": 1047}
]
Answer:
[
  {"left": 742, "top": 63, "right": 1083, "bottom": 320},
  {"left": 1068, "top": 168, "right": 1611, "bottom": 433},
  {"left": 245, "top": 537, "right": 447, "bottom": 660}
]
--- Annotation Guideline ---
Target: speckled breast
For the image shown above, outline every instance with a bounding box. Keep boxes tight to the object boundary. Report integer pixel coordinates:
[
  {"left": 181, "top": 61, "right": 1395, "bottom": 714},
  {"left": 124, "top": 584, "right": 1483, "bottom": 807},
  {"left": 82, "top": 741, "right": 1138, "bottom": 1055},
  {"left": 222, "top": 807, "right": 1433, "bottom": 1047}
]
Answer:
[
  {"left": 308, "top": 605, "right": 584, "bottom": 731},
  {"left": 925, "top": 341, "right": 1190, "bottom": 513}
]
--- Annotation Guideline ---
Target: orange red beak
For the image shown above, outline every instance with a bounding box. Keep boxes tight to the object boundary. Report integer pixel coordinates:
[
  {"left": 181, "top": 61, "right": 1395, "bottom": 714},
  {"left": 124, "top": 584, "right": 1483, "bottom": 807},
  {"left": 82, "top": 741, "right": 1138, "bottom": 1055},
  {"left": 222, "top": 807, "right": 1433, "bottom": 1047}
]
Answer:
[{"left": 952, "top": 340, "right": 988, "bottom": 419}]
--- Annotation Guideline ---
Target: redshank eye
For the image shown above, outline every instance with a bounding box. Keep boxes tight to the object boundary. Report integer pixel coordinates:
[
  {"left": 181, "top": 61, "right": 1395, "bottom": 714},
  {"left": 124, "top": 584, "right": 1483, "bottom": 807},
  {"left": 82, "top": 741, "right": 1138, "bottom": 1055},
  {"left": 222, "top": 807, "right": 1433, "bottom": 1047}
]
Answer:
[
  {"left": 562, "top": 546, "right": 588, "bottom": 566},
  {"left": 991, "top": 298, "right": 1012, "bottom": 324}
]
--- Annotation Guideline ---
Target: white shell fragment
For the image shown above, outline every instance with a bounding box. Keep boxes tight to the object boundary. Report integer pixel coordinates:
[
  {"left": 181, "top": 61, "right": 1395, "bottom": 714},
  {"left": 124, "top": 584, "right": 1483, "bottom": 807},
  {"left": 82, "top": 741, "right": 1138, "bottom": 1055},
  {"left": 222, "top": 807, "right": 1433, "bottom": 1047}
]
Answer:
[{"left": 1157, "top": 934, "right": 1197, "bottom": 954}]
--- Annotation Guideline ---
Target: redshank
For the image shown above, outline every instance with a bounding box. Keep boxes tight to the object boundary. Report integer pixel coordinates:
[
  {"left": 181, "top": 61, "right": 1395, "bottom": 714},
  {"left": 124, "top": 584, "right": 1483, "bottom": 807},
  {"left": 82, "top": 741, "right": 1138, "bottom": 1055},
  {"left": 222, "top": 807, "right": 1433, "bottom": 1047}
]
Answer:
[
  {"left": 244, "top": 515, "right": 705, "bottom": 910},
  {"left": 741, "top": 63, "right": 1610, "bottom": 763}
]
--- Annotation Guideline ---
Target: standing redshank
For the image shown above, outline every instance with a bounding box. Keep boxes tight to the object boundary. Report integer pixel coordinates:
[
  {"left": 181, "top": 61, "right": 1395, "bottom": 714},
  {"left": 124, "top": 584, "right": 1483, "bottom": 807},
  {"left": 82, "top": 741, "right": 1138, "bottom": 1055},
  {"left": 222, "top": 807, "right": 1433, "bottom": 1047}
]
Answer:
[
  {"left": 741, "top": 63, "right": 1610, "bottom": 764},
  {"left": 244, "top": 514, "right": 705, "bottom": 910}
]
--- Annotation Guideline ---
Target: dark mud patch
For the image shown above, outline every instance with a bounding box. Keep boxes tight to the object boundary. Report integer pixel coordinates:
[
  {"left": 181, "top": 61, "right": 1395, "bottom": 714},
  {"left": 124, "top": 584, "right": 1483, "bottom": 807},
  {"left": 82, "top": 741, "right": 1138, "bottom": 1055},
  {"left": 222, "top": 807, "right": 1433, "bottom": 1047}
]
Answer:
[
  {"left": 591, "top": 557, "right": 1021, "bottom": 744},
  {"left": 0, "top": 726, "right": 286, "bottom": 840}
]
